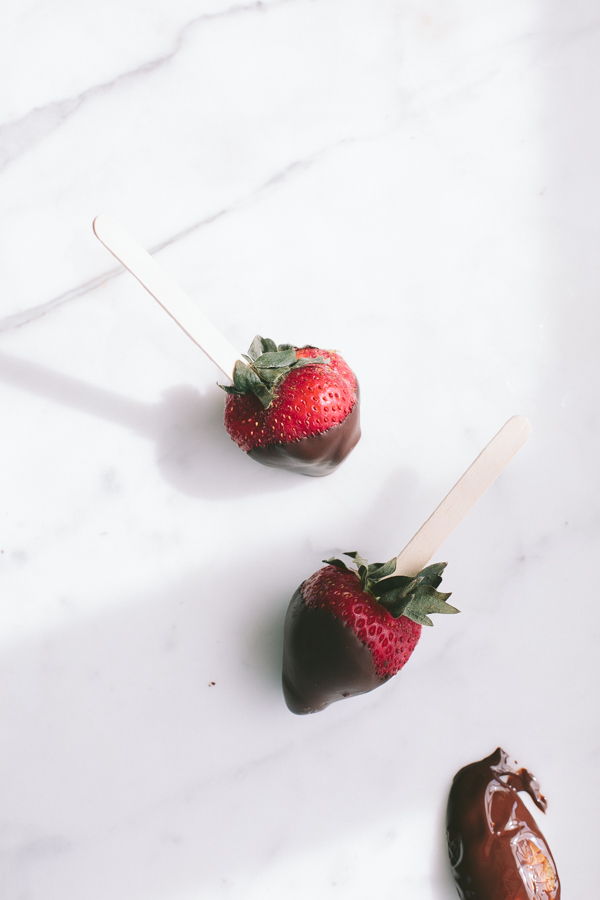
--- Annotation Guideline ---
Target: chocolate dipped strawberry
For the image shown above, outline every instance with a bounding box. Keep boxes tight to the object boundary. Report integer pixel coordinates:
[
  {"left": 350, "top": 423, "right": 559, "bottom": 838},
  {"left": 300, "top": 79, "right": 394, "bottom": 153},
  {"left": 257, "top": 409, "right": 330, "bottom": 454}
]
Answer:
[
  {"left": 282, "top": 553, "right": 458, "bottom": 713},
  {"left": 220, "top": 336, "right": 360, "bottom": 476},
  {"left": 93, "top": 220, "right": 360, "bottom": 477},
  {"left": 446, "top": 748, "right": 560, "bottom": 899},
  {"left": 281, "top": 416, "right": 533, "bottom": 714}
]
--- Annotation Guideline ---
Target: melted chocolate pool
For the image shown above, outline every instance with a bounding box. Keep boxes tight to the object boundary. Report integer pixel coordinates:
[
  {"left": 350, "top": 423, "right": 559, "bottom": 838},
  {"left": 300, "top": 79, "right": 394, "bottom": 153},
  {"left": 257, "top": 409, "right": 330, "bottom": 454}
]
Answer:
[{"left": 446, "top": 748, "right": 560, "bottom": 899}]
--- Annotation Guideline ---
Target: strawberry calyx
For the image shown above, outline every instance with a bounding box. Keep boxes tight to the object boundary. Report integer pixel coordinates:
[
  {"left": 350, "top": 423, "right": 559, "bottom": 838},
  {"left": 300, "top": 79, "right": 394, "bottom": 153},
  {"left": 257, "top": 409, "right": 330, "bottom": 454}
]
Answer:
[
  {"left": 322, "top": 552, "right": 459, "bottom": 627},
  {"left": 218, "top": 335, "right": 328, "bottom": 409}
]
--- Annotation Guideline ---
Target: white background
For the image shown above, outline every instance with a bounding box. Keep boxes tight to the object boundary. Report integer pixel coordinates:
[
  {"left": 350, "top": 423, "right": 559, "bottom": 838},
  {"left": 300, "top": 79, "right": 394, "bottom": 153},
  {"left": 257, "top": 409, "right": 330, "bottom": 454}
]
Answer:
[{"left": 1, "top": 1, "right": 598, "bottom": 897}]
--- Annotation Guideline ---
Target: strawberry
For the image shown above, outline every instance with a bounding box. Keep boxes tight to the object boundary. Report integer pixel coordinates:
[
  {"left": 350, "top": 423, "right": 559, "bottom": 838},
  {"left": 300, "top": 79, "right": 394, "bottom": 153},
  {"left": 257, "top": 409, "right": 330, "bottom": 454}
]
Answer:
[
  {"left": 219, "top": 336, "right": 360, "bottom": 476},
  {"left": 282, "top": 552, "right": 458, "bottom": 714}
]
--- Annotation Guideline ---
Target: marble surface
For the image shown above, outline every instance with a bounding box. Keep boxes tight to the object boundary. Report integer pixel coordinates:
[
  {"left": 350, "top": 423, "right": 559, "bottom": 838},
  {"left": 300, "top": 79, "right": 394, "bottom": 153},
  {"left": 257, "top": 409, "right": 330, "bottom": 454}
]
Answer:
[{"left": 1, "top": 1, "right": 598, "bottom": 897}]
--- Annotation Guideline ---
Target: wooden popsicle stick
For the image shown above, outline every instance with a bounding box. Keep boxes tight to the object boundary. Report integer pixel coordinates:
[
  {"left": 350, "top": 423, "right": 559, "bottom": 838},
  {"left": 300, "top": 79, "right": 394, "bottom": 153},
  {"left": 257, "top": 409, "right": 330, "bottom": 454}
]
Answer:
[
  {"left": 395, "top": 415, "right": 532, "bottom": 577},
  {"left": 93, "top": 214, "right": 244, "bottom": 381}
]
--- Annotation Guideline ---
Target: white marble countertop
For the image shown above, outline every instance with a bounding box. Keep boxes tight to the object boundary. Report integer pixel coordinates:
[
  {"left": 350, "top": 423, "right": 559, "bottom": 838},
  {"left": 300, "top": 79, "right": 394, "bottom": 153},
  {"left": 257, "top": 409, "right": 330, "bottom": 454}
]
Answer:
[{"left": 1, "top": 1, "right": 598, "bottom": 897}]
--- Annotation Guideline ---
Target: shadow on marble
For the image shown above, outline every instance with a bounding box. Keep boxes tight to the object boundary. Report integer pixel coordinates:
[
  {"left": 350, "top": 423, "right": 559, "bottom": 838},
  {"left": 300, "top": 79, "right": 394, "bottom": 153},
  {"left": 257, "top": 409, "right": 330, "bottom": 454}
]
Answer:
[
  {"left": 244, "top": 594, "right": 289, "bottom": 696},
  {"left": 349, "top": 464, "right": 423, "bottom": 553},
  {"left": 431, "top": 793, "right": 457, "bottom": 900},
  {"left": 0, "top": 544, "right": 455, "bottom": 899},
  {"left": 0, "top": 349, "right": 305, "bottom": 499}
]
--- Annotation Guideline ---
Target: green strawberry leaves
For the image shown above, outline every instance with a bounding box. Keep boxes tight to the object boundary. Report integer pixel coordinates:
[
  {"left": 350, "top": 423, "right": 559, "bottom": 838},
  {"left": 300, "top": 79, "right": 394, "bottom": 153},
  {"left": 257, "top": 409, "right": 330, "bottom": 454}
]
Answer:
[
  {"left": 249, "top": 335, "right": 275, "bottom": 357},
  {"left": 219, "top": 335, "right": 328, "bottom": 408},
  {"left": 323, "top": 552, "right": 459, "bottom": 627},
  {"left": 364, "top": 557, "right": 398, "bottom": 582},
  {"left": 379, "top": 583, "right": 456, "bottom": 626},
  {"left": 416, "top": 561, "right": 447, "bottom": 588},
  {"left": 222, "top": 360, "right": 272, "bottom": 407},
  {"left": 253, "top": 349, "right": 298, "bottom": 369}
]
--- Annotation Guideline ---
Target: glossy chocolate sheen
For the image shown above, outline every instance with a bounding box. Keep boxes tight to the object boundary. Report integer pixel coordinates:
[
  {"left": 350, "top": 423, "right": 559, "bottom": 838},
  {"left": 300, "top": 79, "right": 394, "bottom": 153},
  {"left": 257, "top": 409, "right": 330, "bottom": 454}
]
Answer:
[
  {"left": 446, "top": 748, "right": 560, "bottom": 900},
  {"left": 282, "top": 584, "right": 386, "bottom": 714},
  {"left": 248, "top": 387, "right": 360, "bottom": 477}
]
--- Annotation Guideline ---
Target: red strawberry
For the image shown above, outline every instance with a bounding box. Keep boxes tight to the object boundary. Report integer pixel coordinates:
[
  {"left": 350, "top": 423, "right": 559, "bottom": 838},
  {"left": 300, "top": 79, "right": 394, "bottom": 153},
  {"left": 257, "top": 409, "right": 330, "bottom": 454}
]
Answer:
[
  {"left": 282, "top": 552, "right": 458, "bottom": 714},
  {"left": 220, "top": 336, "right": 360, "bottom": 476}
]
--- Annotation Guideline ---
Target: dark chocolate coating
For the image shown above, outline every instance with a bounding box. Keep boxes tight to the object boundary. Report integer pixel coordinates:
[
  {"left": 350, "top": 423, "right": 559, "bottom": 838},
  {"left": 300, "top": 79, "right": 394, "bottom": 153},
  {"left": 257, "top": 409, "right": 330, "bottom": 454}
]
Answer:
[
  {"left": 248, "top": 388, "right": 361, "bottom": 477},
  {"left": 446, "top": 748, "right": 560, "bottom": 899},
  {"left": 282, "top": 584, "right": 386, "bottom": 714}
]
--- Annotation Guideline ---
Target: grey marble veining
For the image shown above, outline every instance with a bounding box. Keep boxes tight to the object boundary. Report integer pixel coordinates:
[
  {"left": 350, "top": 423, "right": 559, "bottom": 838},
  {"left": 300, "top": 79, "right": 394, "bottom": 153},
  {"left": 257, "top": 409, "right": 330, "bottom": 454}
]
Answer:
[{"left": 0, "top": 1, "right": 598, "bottom": 897}]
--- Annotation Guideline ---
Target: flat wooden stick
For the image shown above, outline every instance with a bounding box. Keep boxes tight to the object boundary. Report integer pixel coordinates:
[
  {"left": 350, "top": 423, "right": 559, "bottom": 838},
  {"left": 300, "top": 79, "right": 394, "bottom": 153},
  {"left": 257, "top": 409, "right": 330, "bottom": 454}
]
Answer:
[
  {"left": 395, "top": 416, "right": 532, "bottom": 576},
  {"left": 93, "top": 215, "right": 244, "bottom": 381}
]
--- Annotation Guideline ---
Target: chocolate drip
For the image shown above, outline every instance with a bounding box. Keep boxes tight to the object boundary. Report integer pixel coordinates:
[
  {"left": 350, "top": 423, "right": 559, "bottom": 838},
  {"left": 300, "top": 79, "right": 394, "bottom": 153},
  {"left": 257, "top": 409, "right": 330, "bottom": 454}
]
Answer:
[
  {"left": 282, "top": 585, "right": 385, "bottom": 714},
  {"left": 446, "top": 748, "right": 560, "bottom": 899},
  {"left": 248, "top": 389, "right": 361, "bottom": 477}
]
